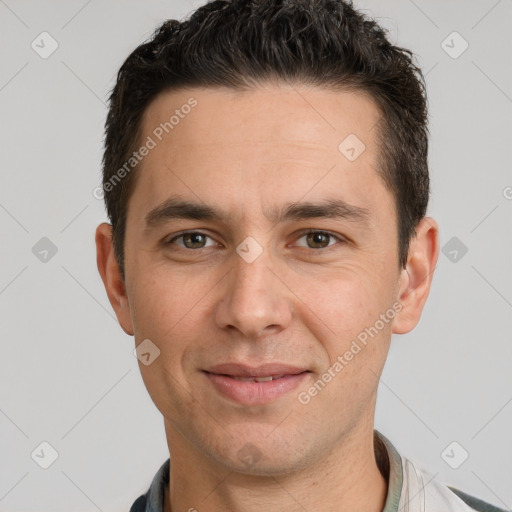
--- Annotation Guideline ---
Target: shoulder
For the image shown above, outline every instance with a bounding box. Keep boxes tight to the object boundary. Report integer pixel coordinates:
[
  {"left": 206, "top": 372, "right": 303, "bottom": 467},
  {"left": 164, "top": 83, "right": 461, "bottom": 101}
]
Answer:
[
  {"left": 388, "top": 438, "right": 505, "bottom": 512},
  {"left": 129, "top": 493, "right": 147, "bottom": 512},
  {"left": 402, "top": 456, "right": 507, "bottom": 512},
  {"left": 447, "top": 486, "right": 509, "bottom": 512},
  {"left": 128, "top": 458, "right": 170, "bottom": 512}
]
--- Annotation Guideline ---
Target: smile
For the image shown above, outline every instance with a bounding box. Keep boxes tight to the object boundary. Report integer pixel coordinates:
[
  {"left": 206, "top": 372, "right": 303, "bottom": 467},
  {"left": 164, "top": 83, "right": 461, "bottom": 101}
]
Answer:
[
  {"left": 230, "top": 374, "right": 285, "bottom": 382},
  {"left": 203, "top": 363, "right": 310, "bottom": 405}
]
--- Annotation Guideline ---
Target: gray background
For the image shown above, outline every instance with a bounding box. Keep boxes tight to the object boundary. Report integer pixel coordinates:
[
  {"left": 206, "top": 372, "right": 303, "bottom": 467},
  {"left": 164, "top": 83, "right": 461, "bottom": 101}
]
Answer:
[{"left": 0, "top": 0, "right": 511, "bottom": 510}]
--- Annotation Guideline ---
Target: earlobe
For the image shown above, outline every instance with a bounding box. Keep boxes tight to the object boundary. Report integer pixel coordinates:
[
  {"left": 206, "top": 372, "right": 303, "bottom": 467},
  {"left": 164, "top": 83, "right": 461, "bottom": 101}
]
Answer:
[
  {"left": 392, "top": 217, "right": 440, "bottom": 335},
  {"left": 95, "top": 222, "right": 134, "bottom": 336}
]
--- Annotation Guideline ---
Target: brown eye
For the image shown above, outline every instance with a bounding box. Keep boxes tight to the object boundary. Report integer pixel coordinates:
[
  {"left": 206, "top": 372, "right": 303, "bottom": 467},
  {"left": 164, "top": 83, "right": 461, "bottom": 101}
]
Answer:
[
  {"left": 169, "top": 232, "right": 216, "bottom": 249},
  {"left": 307, "top": 232, "right": 330, "bottom": 248},
  {"left": 295, "top": 231, "right": 342, "bottom": 249},
  {"left": 182, "top": 233, "right": 207, "bottom": 249}
]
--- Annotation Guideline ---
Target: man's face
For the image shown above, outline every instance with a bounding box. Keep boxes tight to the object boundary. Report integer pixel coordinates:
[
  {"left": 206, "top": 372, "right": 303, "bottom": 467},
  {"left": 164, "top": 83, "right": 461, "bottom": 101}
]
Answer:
[{"left": 118, "top": 84, "right": 406, "bottom": 473}]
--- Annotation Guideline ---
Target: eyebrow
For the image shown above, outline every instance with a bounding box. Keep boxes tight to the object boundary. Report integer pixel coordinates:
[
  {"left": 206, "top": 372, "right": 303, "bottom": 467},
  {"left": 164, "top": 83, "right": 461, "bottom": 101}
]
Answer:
[{"left": 144, "top": 196, "right": 370, "bottom": 232}]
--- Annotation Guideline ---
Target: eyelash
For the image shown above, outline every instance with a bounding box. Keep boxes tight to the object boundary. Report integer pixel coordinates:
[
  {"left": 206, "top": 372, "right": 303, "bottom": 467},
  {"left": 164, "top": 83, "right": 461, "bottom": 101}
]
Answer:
[{"left": 166, "top": 230, "right": 346, "bottom": 251}]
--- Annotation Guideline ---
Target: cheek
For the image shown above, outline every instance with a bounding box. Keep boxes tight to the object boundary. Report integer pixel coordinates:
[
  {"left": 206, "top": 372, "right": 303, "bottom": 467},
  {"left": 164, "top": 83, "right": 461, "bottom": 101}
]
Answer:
[
  {"left": 128, "top": 262, "right": 227, "bottom": 370},
  {"left": 303, "top": 271, "right": 384, "bottom": 332},
  {"left": 127, "top": 271, "right": 207, "bottom": 415},
  {"left": 128, "top": 263, "right": 204, "bottom": 336},
  {"left": 295, "top": 264, "right": 397, "bottom": 371},
  {"left": 126, "top": 270, "right": 203, "bottom": 393},
  {"left": 297, "top": 274, "right": 395, "bottom": 415}
]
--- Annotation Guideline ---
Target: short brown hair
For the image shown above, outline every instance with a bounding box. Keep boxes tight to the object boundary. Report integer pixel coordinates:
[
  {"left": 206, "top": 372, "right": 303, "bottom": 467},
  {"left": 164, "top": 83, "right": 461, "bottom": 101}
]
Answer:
[{"left": 102, "top": 0, "right": 429, "bottom": 280}]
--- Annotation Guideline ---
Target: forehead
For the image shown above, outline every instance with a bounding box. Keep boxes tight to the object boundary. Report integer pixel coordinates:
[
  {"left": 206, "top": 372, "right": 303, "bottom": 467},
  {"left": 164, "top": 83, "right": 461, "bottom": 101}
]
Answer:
[
  {"left": 129, "top": 83, "right": 391, "bottom": 226},
  {"left": 141, "top": 83, "right": 381, "bottom": 151}
]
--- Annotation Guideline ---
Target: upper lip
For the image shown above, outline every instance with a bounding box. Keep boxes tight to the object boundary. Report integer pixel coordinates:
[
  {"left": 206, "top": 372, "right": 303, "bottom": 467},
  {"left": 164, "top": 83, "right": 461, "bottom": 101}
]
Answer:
[{"left": 204, "top": 363, "right": 309, "bottom": 378}]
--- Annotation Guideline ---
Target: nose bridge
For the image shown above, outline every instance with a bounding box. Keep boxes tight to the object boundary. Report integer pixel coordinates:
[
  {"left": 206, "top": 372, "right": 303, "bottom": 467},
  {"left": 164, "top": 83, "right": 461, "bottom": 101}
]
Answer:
[
  {"left": 233, "top": 248, "right": 269, "bottom": 296},
  {"left": 231, "top": 231, "right": 272, "bottom": 293},
  {"left": 215, "top": 240, "right": 292, "bottom": 337}
]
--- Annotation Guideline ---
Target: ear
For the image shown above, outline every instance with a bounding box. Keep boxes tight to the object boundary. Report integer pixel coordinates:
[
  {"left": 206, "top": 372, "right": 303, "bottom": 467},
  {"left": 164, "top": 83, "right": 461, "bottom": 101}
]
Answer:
[
  {"left": 392, "top": 217, "right": 439, "bottom": 334},
  {"left": 95, "top": 222, "right": 134, "bottom": 335}
]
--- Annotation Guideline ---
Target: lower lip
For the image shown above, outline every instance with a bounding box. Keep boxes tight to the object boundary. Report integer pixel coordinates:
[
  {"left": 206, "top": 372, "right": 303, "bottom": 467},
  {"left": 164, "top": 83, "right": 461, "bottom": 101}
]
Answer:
[{"left": 204, "top": 371, "right": 309, "bottom": 405}]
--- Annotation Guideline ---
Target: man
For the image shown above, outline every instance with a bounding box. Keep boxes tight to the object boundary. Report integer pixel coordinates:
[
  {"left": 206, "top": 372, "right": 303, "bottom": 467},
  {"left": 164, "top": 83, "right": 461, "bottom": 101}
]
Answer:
[{"left": 95, "top": 1, "right": 505, "bottom": 511}]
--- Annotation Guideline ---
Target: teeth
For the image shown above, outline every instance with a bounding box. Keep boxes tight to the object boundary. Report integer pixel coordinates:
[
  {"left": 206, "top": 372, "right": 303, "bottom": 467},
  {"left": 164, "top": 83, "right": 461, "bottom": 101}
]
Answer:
[
  {"left": 254, "top": 376, "right": 273, "bottom": 382},
  {"left": 231, "top": 375, "right": 285, "bottom": 382}
]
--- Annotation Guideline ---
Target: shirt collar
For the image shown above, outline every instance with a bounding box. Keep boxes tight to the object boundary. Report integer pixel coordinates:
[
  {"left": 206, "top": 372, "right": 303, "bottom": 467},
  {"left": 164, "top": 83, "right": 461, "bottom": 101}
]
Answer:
[
  {"left": 375, "top": 429, "right": 404, "bottom": 512},
  {"left": 143, "top": 456, "right": 169, "bottom": 512}
]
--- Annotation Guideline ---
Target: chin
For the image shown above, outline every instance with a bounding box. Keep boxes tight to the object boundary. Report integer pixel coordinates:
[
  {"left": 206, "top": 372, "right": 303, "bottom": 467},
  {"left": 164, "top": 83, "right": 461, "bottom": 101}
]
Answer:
[{"left": 205, "top": 432, "right": 316, "bottom": 477}]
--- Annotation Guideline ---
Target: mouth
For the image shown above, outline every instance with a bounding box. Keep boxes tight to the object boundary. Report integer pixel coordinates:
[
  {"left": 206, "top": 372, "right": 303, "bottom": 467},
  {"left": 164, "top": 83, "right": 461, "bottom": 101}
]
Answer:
[
  {"left": 203, "top": 363, "right": 311, "bottom": 405},
  {"left": 227, "top": 374, "right": 287, "bottom": 382}
]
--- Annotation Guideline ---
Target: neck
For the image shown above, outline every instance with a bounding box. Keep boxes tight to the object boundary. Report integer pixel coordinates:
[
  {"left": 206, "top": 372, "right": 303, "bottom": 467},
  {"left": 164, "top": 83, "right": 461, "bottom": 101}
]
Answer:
[{"left": 164, "top": 424, "right": 388, "bottom": 512}]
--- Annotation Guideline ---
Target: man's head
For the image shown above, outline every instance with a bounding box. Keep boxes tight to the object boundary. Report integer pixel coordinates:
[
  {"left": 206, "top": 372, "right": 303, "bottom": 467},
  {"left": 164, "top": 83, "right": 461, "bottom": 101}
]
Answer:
[
  {"left": 96, "top": 0, "right": 438, "bottom": 479},
  {"left": 101, "top": 0, "right": 430, "bottom": 281}
]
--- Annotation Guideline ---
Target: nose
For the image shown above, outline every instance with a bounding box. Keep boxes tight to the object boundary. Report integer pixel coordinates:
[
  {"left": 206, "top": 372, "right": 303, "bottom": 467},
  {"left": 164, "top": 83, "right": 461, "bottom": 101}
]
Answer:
[{"left": 214, "top": 246, "right": 293, "bottom": 339}]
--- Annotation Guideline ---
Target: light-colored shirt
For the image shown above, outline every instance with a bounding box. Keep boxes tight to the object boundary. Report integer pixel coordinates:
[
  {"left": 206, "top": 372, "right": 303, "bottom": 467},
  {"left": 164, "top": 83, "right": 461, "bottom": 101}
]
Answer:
[{"left": 129, "top": 430, "right": 506, "bottom": 512}]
